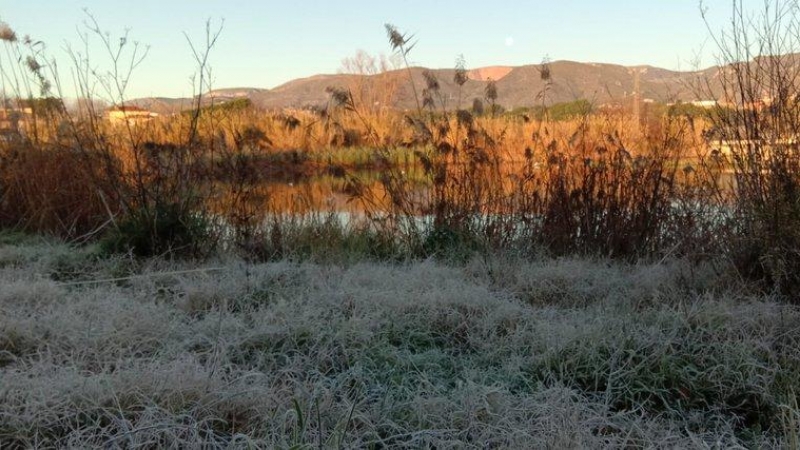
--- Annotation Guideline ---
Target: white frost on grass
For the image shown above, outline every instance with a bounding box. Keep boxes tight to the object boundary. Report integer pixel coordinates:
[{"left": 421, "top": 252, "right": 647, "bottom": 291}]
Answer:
[{"left": 0, "top": 241, "right": 796, "bottom": 448}]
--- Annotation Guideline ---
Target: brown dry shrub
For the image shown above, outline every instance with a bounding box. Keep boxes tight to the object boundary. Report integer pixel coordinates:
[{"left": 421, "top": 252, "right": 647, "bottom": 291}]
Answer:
[{"left": 0, "top": 143, "right": 118, "bottom": 238}]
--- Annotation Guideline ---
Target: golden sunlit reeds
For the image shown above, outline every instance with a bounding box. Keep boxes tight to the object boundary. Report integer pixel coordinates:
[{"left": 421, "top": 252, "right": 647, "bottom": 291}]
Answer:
[{"left": 0, "top": 6, "right": 799, "bottom": 298}]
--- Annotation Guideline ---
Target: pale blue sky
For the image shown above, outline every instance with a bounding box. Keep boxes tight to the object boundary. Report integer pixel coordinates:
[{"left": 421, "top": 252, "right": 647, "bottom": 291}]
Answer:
[{"left": 1, "top": 1, "right": 761, "bottom": 98}]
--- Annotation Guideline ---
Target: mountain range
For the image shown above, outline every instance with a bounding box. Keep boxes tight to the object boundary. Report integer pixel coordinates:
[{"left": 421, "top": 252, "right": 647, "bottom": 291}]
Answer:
[{"left": 132, "top": 59, "right": 723, "bottom": 114}]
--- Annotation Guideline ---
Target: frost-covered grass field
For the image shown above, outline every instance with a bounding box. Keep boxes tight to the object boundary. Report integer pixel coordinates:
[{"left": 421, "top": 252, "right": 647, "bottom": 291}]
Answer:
[{"left": 1, "top": 235, "right": 800, "bottom": 448}]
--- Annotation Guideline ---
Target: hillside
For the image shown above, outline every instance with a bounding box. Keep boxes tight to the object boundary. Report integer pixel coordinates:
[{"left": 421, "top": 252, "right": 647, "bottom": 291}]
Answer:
[{"left": 132, "top": 59, "right": 721, "bottom": 114}]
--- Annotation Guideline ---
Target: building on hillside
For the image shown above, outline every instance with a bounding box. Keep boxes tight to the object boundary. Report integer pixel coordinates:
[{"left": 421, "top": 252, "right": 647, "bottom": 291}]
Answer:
[
  {"left": 0, "top": 105, "right": 33, "bottom": 140},
  {"left": 106, "top": 105, "right": 158, "bottom": 125},
  {"left": 691, "top": 100, "right": 718, "bottom": 108}
]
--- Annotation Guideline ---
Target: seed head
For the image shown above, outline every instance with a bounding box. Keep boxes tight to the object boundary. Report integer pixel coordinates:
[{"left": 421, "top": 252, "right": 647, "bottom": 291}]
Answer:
[
  {"left": 453, "top": 55, "right": 468, "bottom": 87},
  {"left": 25, "top": 56, "right": 41, "bottom": 73},
  {"left": 422, "top": 89, "right": 435, "bottom": 109},
  {"left": 540, "top": 57, "right": 552, "bottom": 82},
  {"left": 524, "top": 147, "right": 533, "bottom": 160},
  {"left": 0, "top": 22, "right": 17, "bottom": 43},
  {"left": 485, "top": 79, "right": 498, "bottom": 102},
  {"left": 422, "top": 70, "right": 439, "bottom": 92},
  {"left": 326, "top": 86, "right": 351, "bottom": 108},
  {"left": 385, "top": 24, "right": 406, "bottom": 51},
  {"left": 456, "top": 109, "right": 473, "bottom": 127}
]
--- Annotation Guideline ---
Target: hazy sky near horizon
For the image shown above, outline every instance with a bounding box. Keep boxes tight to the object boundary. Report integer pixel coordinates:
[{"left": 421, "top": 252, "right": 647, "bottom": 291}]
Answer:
[{"left": 2, "top": 0, "right": 764, "bottom": 98}]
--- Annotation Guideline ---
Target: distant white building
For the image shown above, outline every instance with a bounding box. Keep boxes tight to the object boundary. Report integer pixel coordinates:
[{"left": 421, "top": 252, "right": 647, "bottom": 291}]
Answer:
[
  {"left": 106, "top": 105, "right": 158, "bottom": 125},
  {"left": 0, "top": 106, "right": 32, "bottom": 130},
  {"left": 691, "top": 100, "right": 719, "bottom": 109}
]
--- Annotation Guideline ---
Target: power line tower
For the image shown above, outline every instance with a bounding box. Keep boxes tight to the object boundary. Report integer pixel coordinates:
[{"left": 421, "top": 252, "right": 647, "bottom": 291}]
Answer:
[
  {"left": 633, "top": 69, "right": 641, "bottom": 126},
  {"left": 628, "top": 67, "right": 647, "bottom": 130}
]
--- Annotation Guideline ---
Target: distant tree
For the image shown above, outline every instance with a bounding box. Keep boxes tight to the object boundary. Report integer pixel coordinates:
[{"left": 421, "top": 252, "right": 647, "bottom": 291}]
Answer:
[
  {"left": 666, "top": 102, "right": 712, "bottom": 119},
  {"left": 181, "top": 98, "right": 252, "bottom": 117},
  {"left": 490, "top": 104, "right": 506, "bottom": 116},
  {"left": 339, "top": 49, "right": 401, "bottom": 113},
  {"left": 543, "top": 99, "right": 592, "bottom": 121},
  {"left": 23, "top": 97, "right": 66, "bottom": 116}
]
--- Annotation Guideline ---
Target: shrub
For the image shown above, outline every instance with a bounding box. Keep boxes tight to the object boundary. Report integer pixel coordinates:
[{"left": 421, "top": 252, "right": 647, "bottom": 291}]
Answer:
[
  {"left": 698, "top": 0, "right": 800, "bottom": 297},
  {"left": 100, "top": 203, "right": 212, "bottom": 257},
  {"left": 518, "top": 99, "right": 594, "bottom": 121},
  {"left": 422, "top": 224, "right": 483, "bottom": 261},
  {"left": 0, "top": 145, "right": 116, "bottom": 238}
]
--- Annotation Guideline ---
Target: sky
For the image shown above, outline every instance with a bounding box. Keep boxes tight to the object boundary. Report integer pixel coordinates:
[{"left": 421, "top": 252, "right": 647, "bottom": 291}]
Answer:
[{"left": 0, "top": 0, "right": 764, "bottom": 99}]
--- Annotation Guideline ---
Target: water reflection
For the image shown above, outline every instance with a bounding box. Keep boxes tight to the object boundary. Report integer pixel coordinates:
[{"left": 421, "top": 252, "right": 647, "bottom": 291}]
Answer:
[{"left": 209, "top": 159, "right": 738, "bottom": 228}]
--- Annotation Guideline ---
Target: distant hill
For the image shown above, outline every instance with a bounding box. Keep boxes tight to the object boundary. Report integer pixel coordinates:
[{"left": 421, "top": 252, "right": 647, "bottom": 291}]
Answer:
[
  {"left": 467, "top": 66, "right": 514, "bottom": 81},
  {"left": 206, "top": 87, "right": 269, "bottom": 98},
  {"left": 131, "top": 97, "right": 193, "bottom": 114},
  {"left": 131, "top": 59, "right": 727, "bottom": 114}
]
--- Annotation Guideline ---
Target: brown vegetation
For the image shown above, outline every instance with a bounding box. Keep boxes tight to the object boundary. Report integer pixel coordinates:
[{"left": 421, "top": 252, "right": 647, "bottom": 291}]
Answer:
[
  {"left": 2, "top": 1, "right": 800, "bottom": 447},
  {"left": 0, "top": 10, "right": 783, "bottom": 273}
]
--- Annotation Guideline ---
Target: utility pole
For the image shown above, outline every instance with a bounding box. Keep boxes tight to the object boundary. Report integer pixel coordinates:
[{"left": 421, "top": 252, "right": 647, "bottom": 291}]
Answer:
[
  {"left": 633, "top": 68, "right": 641, "bottom": 127},
  {"left": 628, "top": 67, "right": 647, "bottom": 132}
]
